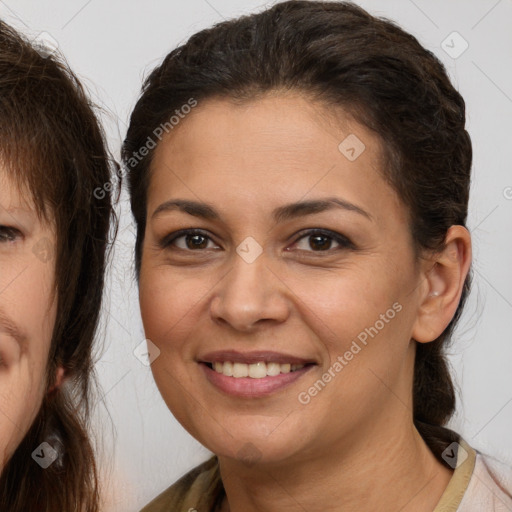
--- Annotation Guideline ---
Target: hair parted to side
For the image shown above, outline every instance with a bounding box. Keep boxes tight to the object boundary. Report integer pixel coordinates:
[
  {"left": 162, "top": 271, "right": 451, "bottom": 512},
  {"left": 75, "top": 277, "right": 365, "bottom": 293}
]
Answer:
[
  {"left": 123, "top": 0, "right": 472, "bottom": 458},
  {"left": 0, "top": 19, "right": 116, "bottom": 511}
]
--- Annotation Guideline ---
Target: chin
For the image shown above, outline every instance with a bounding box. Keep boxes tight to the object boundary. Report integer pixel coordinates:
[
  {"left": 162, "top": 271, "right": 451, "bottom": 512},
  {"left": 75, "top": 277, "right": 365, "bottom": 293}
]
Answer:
[{"left": 194, "top": 421, "right": 308, "bottom": 467}]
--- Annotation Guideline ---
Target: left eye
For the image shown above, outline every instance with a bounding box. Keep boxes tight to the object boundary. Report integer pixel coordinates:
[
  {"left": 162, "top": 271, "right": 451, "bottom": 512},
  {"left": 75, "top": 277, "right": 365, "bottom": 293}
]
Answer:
[{"left": 292, "top": 230, "right": 353, "bottom": 252}]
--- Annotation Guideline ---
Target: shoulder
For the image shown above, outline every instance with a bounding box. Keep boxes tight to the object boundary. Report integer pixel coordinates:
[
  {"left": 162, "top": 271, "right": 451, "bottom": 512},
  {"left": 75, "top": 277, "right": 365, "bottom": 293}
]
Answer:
[
  {"left": 139, "top": 456, "right": 223, "bottom": 512},
  {"left": 458, "top": 451, "right": 512, "bottom": 511},
  {"left": 423, "top": 427, "right": 512, "bottom": 512}
]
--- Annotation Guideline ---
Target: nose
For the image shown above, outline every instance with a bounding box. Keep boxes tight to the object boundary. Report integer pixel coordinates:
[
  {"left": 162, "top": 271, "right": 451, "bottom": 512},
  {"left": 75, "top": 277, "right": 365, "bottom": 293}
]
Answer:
[{"left": 209, "top": 253, "right": 291, "bottom": 332}]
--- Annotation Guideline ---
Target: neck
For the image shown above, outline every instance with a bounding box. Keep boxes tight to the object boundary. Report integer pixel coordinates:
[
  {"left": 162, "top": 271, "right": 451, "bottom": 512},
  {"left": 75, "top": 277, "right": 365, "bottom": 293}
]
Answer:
[{"left": 218, "top": 418, "right": 452, "bottom": 512}]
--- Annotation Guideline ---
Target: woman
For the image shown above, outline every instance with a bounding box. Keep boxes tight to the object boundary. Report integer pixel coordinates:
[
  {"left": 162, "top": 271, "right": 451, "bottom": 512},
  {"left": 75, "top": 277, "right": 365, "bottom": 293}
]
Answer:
[
  {"left": 0, "top": 19, "right": 115, "bottom": 511},
  {"left": 123, "top": 1, "right": 512, "bottom": 511}
]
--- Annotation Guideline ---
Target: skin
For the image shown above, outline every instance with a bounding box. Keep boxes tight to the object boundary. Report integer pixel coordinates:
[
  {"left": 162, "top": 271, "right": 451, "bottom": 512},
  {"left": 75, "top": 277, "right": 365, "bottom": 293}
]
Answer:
[
  {"left": 0, "top": 167, "right": 59, "bottom": 471},
  {"left": 140, "top": 92, "right": 472, "bottom": 512}
]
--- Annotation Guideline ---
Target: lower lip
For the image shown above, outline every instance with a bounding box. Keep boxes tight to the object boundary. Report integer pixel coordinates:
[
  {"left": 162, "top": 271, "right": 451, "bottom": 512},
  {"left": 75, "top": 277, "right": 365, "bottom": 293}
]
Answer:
[{"left": 200, "top": 363, "right": 314, "bottom": 398}]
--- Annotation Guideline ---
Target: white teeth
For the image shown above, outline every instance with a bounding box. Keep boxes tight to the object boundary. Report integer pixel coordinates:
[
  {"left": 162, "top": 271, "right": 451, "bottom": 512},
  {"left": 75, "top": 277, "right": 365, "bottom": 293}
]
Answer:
[
  {"left": 233, "top": 362, "right": 249, "bottom": 378},
  {"left": 248, "top": 362, "right": 267, "bottom": 379},
  {"left": 267, "top": 362, "right": 281, "bottom": 376},
  {"left": 223, "top": 361, "right": 233, "bottom": 377},
  {"left": 211, "top": 361, "right": 305, "bottom": 378}
]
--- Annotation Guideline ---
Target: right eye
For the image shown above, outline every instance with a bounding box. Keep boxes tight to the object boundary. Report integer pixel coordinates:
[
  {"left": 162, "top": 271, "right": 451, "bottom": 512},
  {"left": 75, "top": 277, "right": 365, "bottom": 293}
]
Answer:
[{"left": 160, "top": 229, "right": 220, "bottom": 251}]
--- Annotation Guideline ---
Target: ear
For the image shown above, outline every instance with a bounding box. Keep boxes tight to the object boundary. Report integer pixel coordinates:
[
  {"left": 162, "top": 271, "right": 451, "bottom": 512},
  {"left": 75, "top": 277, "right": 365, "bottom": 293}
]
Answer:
[
  {"left": 48, "top": 366, "right": 67, "bottom": 394},
  {"left": 412, "top": 225, "right": 472, "bottom": 343}
]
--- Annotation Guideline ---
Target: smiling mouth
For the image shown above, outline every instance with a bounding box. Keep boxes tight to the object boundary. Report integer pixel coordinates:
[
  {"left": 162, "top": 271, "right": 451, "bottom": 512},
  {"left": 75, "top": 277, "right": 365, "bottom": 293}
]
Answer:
[
  {"left": 205, "top": 361, "right": 311, "bottom": 379},
  {"left": 198, "top": 350, "right": 317, "bottom": 396}
]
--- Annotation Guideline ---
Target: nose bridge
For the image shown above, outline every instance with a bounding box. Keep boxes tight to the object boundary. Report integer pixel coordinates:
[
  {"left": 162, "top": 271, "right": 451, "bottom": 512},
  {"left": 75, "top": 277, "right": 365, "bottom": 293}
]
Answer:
[{"left": 210, "top": 249, "right": 289, "bottom": 331}]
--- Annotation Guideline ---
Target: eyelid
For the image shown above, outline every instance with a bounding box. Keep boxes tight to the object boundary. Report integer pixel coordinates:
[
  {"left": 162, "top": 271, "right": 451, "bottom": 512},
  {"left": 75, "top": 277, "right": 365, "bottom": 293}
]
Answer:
[
  {"left": 159, "top": 228, "right": 220, "bottom": 250},
  {"left": 290, "top": 228, "right": 355, "bottom": 250}
]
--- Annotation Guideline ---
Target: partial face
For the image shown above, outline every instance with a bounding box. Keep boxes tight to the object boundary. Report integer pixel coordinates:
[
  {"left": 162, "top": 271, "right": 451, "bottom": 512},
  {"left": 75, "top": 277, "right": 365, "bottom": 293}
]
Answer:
[
  {"left": 0, "top": 167, "right": 57, "bottom": 470},
  {"left": 140, "top": 93, "right": 426, "bottom": 465}
]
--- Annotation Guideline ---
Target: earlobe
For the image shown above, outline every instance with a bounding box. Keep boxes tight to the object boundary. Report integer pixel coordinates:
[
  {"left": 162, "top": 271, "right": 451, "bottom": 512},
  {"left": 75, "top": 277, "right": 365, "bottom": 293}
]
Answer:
[
  {"left": 48, "top": 366, "right": 66, "bottom": 394},
  {"left": 412, "top": 225, "right": 472, "bottom": 343}
]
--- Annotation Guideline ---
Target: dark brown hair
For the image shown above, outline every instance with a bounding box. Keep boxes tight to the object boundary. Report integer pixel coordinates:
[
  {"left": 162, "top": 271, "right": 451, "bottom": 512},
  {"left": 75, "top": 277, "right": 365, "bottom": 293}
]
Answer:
[
  {"left": 123, "top": 1, "right": 471, "bottom": 455},
  {"left": 0, "top": 19, "right": 116, "bottom": 511}
]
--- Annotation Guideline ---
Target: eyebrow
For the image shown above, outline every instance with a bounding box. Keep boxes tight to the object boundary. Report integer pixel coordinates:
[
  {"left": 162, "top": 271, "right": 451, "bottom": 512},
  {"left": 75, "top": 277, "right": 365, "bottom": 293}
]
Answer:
[
  {"left": 0, "top": 203, "right": 36, "bottom": 229},
  {"left": 152, "top": 197, "right": 373, "bottom": 223},
  {"left": 272, "top": 197, "right": 372, "bottom": 223}
]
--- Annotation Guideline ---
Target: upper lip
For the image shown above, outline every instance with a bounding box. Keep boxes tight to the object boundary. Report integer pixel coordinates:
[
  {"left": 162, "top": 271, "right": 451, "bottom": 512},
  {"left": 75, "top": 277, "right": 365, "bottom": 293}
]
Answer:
[{"left": 198, "top": 350, "right": 316, "bottom": 365}]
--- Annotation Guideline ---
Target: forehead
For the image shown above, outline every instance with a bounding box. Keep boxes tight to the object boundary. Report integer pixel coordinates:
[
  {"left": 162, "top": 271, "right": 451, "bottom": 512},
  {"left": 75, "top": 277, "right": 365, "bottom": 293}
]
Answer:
[
  {"left": 151, "top": 93, "right": 375, "bottom": 166},
  {"left": 148, "top": 93, "right": 403, "bottom": 223},
  {"left": 0, "top": 164, "right": 33, "bottom": 210},
  {"left": 0, "top": 163, "right": 53, "bottom": 229}
]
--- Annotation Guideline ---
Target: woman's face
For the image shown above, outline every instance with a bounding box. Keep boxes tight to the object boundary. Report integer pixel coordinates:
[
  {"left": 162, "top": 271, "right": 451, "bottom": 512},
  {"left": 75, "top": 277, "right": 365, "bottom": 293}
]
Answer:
[
  {"left": 0, "top": 168, "right": 57, "bottom": 469},
  {"left": 140, "top": 93, "right": 430, "bottom": 465}
]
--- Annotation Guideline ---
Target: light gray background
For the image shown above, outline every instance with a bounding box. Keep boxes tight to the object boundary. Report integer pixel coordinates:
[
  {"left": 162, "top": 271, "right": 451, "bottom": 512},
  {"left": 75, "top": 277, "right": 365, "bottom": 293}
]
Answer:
[{"left": 1, "top": 0, "right": 511, "bottom": 510}]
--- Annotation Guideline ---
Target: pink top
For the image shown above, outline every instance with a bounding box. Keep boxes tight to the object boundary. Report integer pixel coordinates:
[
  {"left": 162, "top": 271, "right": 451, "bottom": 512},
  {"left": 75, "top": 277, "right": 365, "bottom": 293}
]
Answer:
[{"left": 435, "top": 438, "right": 512, "bottom": 511}]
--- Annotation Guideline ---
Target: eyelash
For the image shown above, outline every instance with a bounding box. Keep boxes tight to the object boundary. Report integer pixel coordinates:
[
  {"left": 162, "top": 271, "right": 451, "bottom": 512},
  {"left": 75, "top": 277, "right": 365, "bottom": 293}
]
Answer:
[
  {"left": 0, "top": 226, "right": 22, "bottom": 243},
  {"left": 160, "top": 228, "right": 354, "bottom": 254}
]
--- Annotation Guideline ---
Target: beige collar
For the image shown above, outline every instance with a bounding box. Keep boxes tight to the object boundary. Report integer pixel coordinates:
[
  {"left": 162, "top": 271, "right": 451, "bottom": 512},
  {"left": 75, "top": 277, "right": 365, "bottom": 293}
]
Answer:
[{"left": 433, "top": 438, "right": 476, "bottom": 512}]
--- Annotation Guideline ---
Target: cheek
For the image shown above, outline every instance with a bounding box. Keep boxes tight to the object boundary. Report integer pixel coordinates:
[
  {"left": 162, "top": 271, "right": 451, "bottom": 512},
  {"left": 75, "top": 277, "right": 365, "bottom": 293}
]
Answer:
[
  {"left": 0, "top": 363, "right": 47, "bottom": 463},
  {"left": 284, "top": 262, "right": 406, "bottom": 345},
  {"left": 292, "top": 264, "right": 416, "bottom": 406},
  {"left": 285, "top": 261, "right": 417, "bottom": 407},
  {"left": 139, "top": 263, "right": 217, "bottom": 348},
  {"left": 0, "top": 265, "right": 56, "bottom": 468}
]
